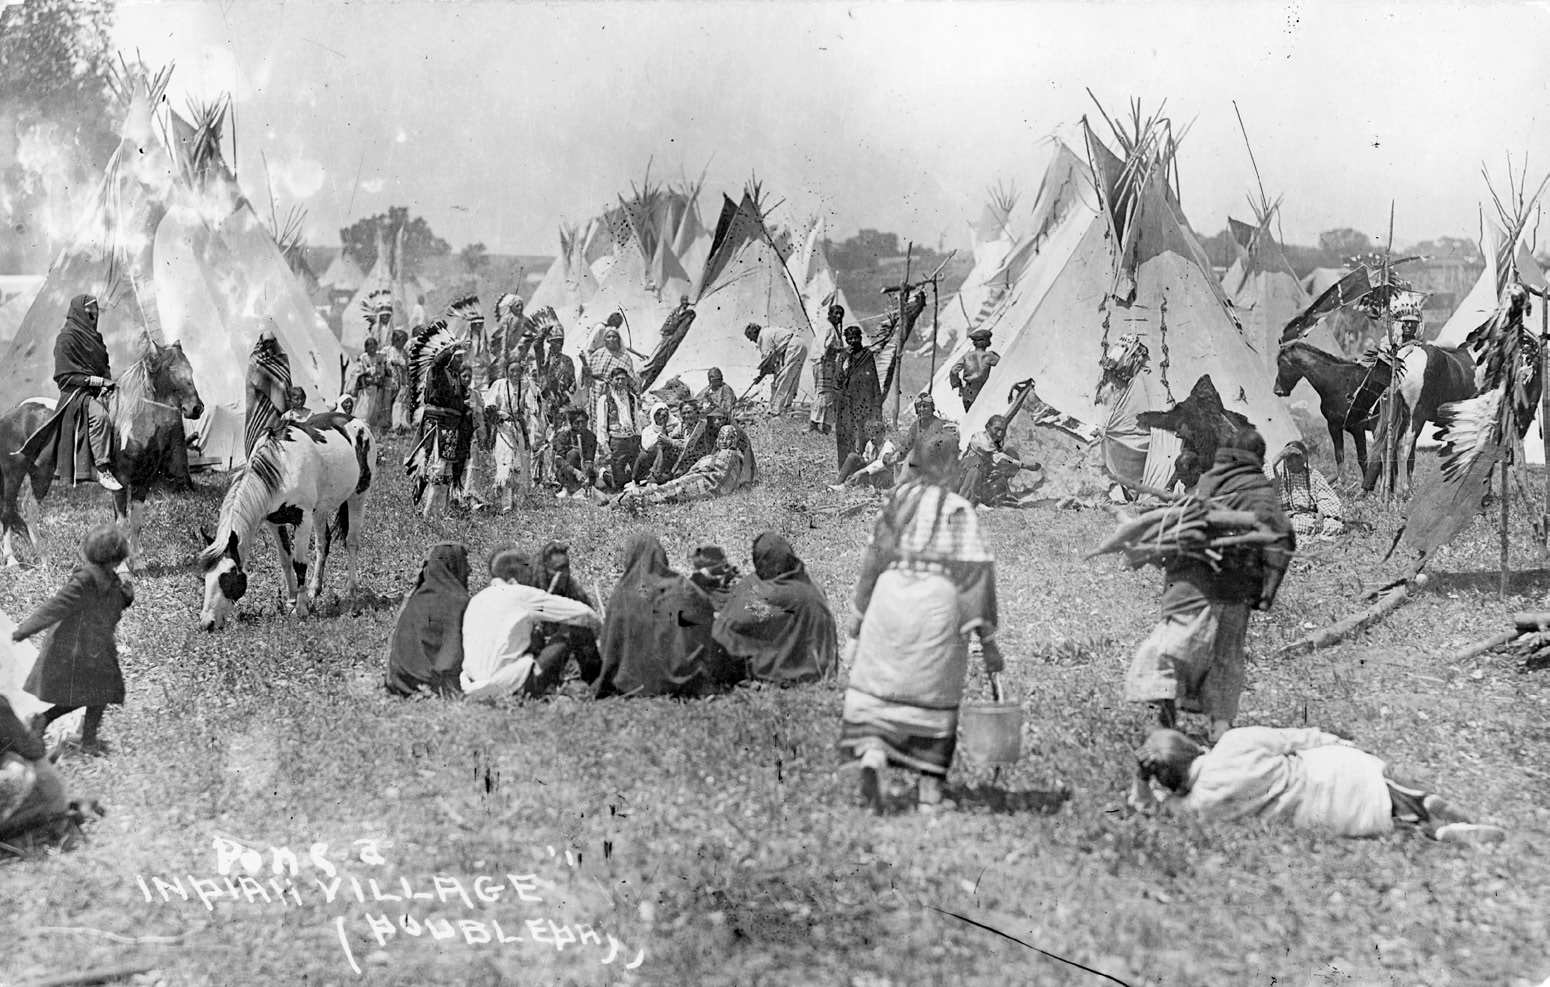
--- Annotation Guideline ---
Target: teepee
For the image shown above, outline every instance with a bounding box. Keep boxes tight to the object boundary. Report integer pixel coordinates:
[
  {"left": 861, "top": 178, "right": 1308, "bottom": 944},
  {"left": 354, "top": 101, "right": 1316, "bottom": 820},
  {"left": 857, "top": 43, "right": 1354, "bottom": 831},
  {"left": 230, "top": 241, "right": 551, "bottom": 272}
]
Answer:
[
  {"left": 930, "top": 182, "right": 1019, "bottom": 356},
  {"left": 942, "top": 112, "right": 1299, "bottom": 478},
  {"left": 342, "top": 228, "right": 400, "bottom": 354},
  {"left": 652, "top": 187, "right": 812, "bottom": 394},
  {"left": 929, "top": 141, "right": 1099, "bottom": 419},
  {"left": 1221, "top": 197, "right": 1309, "bottom": 374},
  {"left": 1, "top": 69, "right": 345, "bottom": 468},
  {"left": 317, "top": 250, "right": 364, "bottom": 292},
  {"left": 528, "top": 223, "right": 597, "bottom": 325}
]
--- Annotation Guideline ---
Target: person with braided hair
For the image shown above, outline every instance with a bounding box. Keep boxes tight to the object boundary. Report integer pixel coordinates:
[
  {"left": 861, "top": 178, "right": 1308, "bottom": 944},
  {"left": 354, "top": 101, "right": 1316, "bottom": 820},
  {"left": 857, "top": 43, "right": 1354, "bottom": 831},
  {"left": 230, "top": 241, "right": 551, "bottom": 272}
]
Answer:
[{"left": 1267, "top": 440, "right": 1345, "bottom": 538}]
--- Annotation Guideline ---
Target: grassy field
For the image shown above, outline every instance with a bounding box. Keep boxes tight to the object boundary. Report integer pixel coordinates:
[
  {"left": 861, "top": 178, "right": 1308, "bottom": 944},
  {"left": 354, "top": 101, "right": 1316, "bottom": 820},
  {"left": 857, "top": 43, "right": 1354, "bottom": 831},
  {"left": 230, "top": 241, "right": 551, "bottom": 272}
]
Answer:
[{"left": 2, "top": 404, "right": 1550, "bottom": 987}]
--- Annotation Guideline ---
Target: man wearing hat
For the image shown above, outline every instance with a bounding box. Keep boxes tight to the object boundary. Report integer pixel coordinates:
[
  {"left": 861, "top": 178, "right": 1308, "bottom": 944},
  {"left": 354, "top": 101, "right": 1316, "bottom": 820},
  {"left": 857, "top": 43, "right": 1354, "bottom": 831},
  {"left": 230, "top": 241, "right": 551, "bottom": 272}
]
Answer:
[
  {"left": 834, "top": 325, "right": 885, "bottom": 471},
  {"left": 808, "top": 303, "right": 846, "bottom": 435},
  {"left": 949, "top": 328, "right": 1000, "bottom": 411}
]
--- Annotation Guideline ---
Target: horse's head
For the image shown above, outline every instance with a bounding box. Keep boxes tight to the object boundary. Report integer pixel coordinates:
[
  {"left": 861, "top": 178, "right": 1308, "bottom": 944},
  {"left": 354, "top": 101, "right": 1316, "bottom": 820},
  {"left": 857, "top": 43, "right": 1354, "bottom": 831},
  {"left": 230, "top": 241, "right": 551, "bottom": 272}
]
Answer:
[
  {"left": 149, "top": 342, "right": 206, "bottom": 420},
  {"left": 1273, "top": 342, "right": 1302, "bottom": 397},
  {"left": 198, "top": 528, "right": 247, "bottom": 632}
]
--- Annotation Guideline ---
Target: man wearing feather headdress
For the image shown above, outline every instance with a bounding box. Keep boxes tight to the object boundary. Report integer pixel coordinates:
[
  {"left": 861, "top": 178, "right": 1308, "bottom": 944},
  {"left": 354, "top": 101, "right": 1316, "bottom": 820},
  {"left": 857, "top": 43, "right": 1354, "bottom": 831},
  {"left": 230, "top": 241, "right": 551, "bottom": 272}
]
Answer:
[
  {"left": 405, "top": 321, "right": 473, "bottom": 517},
  {"left": 363, "top": 289, "right": 394, "bottom": 346}
]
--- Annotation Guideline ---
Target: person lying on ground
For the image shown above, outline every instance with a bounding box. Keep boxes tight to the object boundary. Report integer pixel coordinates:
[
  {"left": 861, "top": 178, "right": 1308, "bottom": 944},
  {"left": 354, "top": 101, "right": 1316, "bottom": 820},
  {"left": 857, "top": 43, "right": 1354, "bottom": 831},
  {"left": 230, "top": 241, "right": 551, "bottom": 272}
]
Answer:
[
  {"left": 13, "top": 525, "right": 133, "bottom": 758},
  {"left": 687, "top": 544, "right": 741, "bottom": 611},
  {"left": 611, "top": 426, "right": 747, "bottom": 507},
  {"left": 594, "top": 534, "right": 744, "bottom": 698},
  {"left": 1129, "top": 726, "right": 1506, "bottom": 843},
  {"left": 839, "top": 433, "right": 1004, "bottom": 814},
  {"left": 384, "top": 542, "right": 470, "bottom": 699},
  {"left": 1267, "top": 440, "right": 1345, "bottom": 538},
  {"left": 713, "top": 532, "right": 838, "bottom": 686},
  {"left": 0, "top": 694, "right": 73, "bottom": 848},
  {"left": 833, "top": 418, "right": 898, "bottom": 491},
  {"left": 460, "top": 546, "right": 601, "bottom": 701}
]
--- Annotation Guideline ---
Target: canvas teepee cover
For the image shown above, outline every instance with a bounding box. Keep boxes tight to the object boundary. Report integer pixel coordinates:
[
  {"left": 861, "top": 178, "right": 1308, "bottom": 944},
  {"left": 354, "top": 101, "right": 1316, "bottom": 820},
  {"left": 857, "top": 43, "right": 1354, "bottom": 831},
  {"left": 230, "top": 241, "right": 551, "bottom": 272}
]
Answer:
[
  {"left": 946, "top": 119, "right": 1299, "bottom": 476},
  {"left": 1222, "top": 203, "right": 1309, "bottom": 374},
  {"left": 0, "top": 78, "right": 343, "bottom": 467},
  {"left": 931, "top": 184, "right": 1019, "bottom": 356},
  {"left": 929, "top": 141, "right": 1098, "bottom": 420},
  {"left": 652, "top": 191, "right": 812, "bottom": 395}
]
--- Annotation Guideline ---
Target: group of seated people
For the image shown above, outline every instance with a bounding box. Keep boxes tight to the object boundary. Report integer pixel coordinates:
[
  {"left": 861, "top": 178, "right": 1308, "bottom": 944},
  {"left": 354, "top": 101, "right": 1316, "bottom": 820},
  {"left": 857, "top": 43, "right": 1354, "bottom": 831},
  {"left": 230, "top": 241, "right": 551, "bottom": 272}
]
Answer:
[
  {"left": 830, "top": 394, "right": 1036, "bottom": 508},
  {"left": 551, "top": 370, "right": 757, "bottom": 509},
  {"left": 382, "top": 530, "right": 837, "bottom": 701}
]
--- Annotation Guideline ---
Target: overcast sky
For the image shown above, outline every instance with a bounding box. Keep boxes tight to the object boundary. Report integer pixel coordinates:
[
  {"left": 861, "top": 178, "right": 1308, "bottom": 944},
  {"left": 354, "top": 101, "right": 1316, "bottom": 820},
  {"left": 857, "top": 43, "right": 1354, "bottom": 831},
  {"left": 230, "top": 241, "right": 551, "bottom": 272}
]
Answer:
[{"left": 113, "top": 0, "right": 1550, "bottom": 256}]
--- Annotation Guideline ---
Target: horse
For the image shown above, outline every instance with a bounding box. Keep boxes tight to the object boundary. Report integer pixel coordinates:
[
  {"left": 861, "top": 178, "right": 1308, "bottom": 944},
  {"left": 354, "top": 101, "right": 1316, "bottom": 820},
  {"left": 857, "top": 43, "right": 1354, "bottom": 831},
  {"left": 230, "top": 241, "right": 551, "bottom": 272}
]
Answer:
[
  {"left": 1360, "top": 342, "right": 1478, "bottom": 493},
  {"left": 197, "top": 414, "right": 376, "bottom": 632},
  {"left": 1, "top": 340, "right": 205, "bottom": 569},
  {"left": 1273, "top": 340, "right": 1374, "bottom": 479}
]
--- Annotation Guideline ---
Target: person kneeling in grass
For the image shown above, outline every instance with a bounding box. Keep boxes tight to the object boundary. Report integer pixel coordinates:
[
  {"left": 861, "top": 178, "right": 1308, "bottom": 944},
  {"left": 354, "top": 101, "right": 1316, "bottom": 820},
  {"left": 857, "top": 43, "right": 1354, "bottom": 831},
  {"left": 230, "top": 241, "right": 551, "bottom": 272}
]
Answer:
[
  {"left": 1129, "top": 726, "right": 1506, "bottom": 844},
  {"left": 460, "top": 546, "right": 601, "bottom": 700}
]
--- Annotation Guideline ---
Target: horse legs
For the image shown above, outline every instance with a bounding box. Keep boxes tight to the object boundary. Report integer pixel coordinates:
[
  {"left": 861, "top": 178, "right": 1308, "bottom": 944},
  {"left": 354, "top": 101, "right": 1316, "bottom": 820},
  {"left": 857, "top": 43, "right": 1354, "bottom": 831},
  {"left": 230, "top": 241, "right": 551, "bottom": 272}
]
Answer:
[
  {"left": 337, "top": 497, "right": 363, "bottom": 600},
  {"left": 1349, "top": 427, "right": 1369, "bottom": 484},
  {"left": 1326, "top": 421, "right": 1346, "bottom": 478},
  {"left": 308, "top": 505, "right": 341, "bottom": 602},
  {"left": 116, "top": 490, "right": 144, "bottom": 571}
]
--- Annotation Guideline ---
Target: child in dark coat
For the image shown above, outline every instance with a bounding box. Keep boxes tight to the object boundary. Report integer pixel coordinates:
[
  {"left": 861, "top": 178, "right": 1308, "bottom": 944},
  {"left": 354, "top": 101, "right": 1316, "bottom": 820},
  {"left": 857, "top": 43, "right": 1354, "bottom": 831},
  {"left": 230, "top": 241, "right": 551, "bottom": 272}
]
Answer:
[{"left": 12, "top": 525, "right": 134, "bottom": 756}]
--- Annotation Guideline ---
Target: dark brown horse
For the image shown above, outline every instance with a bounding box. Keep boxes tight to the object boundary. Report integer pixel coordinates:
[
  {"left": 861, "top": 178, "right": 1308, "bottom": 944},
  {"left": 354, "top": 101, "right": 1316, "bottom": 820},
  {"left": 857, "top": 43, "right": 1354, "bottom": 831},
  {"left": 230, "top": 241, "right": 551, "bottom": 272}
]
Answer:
[
  {"left": 1359, "top": 343, "right": 1478, "bottom": 493},
  {"left": 1, "top": 339, "right": 204, "bottom": 568},
  {"left": 1273, "top": 340, "right": 1373, "bottom": 479}
]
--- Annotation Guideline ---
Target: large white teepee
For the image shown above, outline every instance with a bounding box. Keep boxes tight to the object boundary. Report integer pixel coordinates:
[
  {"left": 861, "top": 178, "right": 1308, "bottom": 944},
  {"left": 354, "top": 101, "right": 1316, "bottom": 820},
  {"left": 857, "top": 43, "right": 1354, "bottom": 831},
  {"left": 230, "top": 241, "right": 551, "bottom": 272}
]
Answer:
[
  {"left": 1434, "top": 218, "right": 1547, "bottom": 350},
  {"left": 1221, "top": 203, "right": 1309, "bottom": 374},
  {"left": 0, "top": 76, "right": 343, "bottom": 468},
  {"left": 940, "top": 118, "right": 1299, "bottom": 474},
  {"left": 929, "top": 141, "right": 1098, "bottom": 420},
  {"left": 650, "top": 190, "right": 812, "bottom": 395},
  {"left": 317, "top": 251, "right": 364, "bottom": 291},
  {"left": 929, "top": 183, "right": 1019, "bottom": 356}
]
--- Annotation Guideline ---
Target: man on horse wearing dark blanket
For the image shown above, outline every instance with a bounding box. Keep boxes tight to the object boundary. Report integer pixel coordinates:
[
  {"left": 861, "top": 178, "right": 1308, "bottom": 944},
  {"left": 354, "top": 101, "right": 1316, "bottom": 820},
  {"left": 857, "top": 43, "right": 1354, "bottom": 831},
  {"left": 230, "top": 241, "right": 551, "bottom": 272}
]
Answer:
[{"left": 20, "top": 295, "right": 124, "bottom": 493}]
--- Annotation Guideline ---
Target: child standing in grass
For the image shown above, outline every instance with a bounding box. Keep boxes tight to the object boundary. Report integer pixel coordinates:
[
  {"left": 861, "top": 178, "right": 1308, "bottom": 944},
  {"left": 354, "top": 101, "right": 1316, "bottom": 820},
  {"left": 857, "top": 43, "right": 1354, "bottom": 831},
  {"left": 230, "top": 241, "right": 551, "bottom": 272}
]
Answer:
[
  {"left": 1130, "top": 727, "right": 1507, "bottom": 843},
  {"left": 12, "top": 524, "right": 134, "bottom": 757}
]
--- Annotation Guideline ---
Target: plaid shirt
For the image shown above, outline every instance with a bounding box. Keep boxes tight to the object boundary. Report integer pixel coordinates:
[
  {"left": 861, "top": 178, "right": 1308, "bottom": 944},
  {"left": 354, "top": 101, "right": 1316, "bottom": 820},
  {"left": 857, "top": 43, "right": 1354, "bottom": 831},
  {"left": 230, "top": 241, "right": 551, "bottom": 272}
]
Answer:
[{"left": 884, "top": 482, "right": 993, "bottom": 564}]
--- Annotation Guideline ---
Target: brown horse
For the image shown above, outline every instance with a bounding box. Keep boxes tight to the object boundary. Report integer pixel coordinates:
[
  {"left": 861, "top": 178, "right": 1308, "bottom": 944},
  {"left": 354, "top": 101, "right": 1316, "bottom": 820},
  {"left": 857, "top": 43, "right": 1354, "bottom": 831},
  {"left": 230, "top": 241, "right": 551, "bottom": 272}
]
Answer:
[
  {"left": 1273, "top": 341, "right": 1373, "bottom": 479},
  {"left": 1, "top": 340, "right": 205, "bottom": 568}
]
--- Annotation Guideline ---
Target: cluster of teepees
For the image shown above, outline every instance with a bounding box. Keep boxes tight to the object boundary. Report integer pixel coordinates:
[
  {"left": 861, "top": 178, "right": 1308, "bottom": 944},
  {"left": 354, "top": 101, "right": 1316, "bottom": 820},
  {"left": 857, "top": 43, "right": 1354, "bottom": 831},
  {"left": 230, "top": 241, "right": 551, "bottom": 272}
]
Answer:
[
  {"left": 652, "top": 181, "right": 814, "bottom": 395},
  {"left": 530, "top": 168, "right": 714, "bottom": 361},
  {"left": 0, "top": 62, "right": 345, "bottom": 468},
  {"left": 927, "top": 104, "right": 1299, "bottom": 486},
  {"left": 1221, "top": 195, "right": 1309, "bottom": 374}
]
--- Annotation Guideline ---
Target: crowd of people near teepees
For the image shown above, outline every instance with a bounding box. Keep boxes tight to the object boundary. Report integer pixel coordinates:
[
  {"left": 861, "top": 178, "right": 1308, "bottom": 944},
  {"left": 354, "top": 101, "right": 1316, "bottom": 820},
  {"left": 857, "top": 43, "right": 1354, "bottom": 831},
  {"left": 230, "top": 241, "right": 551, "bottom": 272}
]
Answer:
[{"left": 0, "top": 290, "right": 1499, "bottom": 857}]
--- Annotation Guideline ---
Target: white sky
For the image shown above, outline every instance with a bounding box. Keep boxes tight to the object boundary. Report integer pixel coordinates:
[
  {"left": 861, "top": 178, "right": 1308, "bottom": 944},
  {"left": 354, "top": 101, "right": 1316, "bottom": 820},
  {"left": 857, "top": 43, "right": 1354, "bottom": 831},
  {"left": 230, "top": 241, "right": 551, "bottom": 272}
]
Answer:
[{"left": 114, "top": 0, "right": 1550, "bottom": 256}]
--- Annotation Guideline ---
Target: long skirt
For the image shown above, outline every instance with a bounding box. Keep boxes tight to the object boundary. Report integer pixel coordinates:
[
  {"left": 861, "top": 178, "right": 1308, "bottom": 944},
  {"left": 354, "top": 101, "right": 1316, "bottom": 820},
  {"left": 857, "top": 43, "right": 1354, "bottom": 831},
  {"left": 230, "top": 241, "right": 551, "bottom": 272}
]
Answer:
[
  {"left": 491, "top": 425, "right": 531, "bottom": 497},
  {"left": 838, "top": 569, "right": 968, "bottom": 778},
  {"left": 1124, "top": 600, "right": 1251, "bottom": 721}
]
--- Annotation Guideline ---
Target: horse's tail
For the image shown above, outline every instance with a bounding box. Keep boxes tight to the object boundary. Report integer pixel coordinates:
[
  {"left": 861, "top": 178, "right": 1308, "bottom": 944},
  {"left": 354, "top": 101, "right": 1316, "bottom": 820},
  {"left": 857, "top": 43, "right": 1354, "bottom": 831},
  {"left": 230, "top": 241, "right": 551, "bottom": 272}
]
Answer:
[{"left": 352, "top": 421, "right": 374, "bottom": 495}]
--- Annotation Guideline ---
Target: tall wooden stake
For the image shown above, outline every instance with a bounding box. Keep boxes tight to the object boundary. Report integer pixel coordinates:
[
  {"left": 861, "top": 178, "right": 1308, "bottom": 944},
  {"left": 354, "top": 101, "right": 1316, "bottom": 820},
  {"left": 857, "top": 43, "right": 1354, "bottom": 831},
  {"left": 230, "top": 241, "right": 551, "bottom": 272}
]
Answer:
[
  {"left": 1501, "top": 456, "right": 1511, "bottom": 597},
  {"left": 892, "top": 242, "right": 913, "bottom": 428},
  {"left": 929, "top": 277, "right": 941, "bottom": 380},
  {"left": 1381, "top": 201, "right": 1398, "bottom": 505},
  {"left": 1541, "top": 290, "right": 1550, "bottom": 553}
]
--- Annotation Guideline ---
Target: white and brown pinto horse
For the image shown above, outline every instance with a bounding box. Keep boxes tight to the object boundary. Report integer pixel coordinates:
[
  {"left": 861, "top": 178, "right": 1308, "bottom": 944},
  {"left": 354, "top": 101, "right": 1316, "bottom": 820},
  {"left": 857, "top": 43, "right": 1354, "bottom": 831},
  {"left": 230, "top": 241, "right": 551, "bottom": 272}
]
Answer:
[
  {"left": 1, "top": 340, "right": 205, "bottom": 568},
  {"left": 198, "top": 413, "right": 376, "bottom": 632}
]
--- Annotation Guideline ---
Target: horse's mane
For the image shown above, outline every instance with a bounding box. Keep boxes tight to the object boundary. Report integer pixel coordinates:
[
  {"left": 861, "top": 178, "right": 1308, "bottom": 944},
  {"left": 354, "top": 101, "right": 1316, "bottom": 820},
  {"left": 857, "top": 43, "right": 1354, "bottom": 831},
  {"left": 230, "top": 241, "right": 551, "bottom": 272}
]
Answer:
[
  {"left": 110, "top": 350, "right": 160, "bottom": 421},
  {"left": 1284, "top": 339, "right": 1356, "bottom": 367},
  {"left": 197, "top": 437, "right": 286, "bottom": 571}
]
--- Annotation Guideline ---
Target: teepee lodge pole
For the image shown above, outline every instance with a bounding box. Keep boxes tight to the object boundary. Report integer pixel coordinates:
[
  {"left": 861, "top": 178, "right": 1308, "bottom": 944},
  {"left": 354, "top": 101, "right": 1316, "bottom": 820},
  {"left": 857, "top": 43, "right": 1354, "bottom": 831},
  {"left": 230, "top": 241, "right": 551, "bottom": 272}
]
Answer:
[
  {"left": 1540, "top": 288, "right": 1550, "bottom": 552},
  {"left": 1501, "top": 456, "right": 1512, "bottom": 597},
  {"left": 892, "top": 243, "right": 914, "bottom": 428}
]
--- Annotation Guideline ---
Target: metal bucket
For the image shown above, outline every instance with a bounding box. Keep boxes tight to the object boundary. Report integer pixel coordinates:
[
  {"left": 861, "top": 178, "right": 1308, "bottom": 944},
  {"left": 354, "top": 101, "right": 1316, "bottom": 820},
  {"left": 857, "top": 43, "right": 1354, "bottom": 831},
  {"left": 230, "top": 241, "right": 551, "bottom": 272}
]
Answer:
[{"left": 958, "top": 700, "right": 1024, "bottom": 764}]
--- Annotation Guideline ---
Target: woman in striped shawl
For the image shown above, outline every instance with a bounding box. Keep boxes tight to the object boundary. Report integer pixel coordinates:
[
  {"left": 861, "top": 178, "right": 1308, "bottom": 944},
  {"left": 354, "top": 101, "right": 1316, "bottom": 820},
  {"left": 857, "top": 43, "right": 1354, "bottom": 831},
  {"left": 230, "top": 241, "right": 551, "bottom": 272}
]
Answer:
[
  {"left": 839, "top": 432, "right": 1003, "bottom": 813},
  {"left": 245, "top": 330, "right": 291, "bottom": 456}
]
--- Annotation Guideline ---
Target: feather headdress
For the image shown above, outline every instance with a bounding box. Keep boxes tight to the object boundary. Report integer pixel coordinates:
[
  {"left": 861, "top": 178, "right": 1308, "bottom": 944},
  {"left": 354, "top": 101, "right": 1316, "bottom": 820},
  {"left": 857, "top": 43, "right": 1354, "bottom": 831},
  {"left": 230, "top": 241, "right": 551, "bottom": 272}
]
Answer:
[
  {"left": 524, "top": 305, "right": 565, "bottom": 342},
  {"left": 448, "top": 294, "right": 484, "bottom": 327},
  {"left": 361, "top": 288, "right": 393, "bottom": 325},
  {"left": 405, "top": 319, "right": 461, "bottom": 418}
]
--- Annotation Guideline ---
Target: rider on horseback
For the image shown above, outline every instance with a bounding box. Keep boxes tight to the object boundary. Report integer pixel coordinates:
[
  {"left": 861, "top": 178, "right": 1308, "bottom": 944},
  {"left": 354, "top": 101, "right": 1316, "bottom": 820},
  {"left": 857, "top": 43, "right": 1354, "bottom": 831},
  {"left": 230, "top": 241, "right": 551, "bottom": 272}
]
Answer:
[{"left": 27, "top": 296, "right": 121, "bottom": 492}]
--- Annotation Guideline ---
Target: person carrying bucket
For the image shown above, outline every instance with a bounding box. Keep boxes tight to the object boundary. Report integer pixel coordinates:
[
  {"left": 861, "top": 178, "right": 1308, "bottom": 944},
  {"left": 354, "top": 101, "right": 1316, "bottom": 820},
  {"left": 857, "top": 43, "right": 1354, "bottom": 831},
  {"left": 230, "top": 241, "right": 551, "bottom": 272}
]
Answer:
[{"left": 838, "top": 432, "right": 1004, "bottom": 814}]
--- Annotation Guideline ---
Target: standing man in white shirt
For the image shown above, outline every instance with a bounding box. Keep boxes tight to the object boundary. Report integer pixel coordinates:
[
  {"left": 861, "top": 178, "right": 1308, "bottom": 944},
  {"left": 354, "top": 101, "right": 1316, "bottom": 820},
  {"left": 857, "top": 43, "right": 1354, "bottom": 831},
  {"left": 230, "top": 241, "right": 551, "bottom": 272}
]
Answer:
[{"left": 461, "top": 547, "right": 602, "bottom": 700}]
